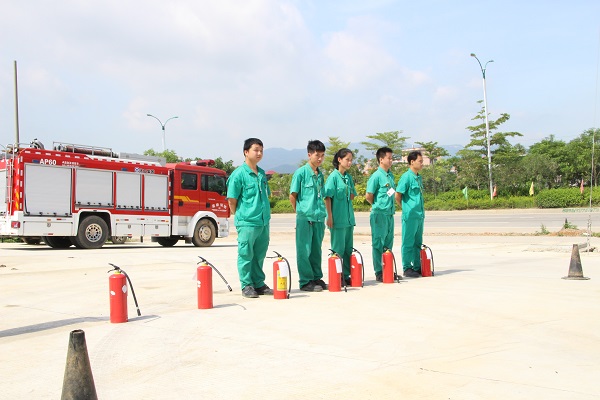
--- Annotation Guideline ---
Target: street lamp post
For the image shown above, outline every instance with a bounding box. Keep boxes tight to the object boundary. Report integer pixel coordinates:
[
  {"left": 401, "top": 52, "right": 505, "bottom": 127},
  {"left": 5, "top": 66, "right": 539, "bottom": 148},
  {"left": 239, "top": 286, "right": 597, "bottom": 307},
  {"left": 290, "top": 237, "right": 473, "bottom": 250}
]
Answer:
[
  {"left": 146, "top": 114, "right": 179, "bottom": 152},
  {"left": 470, "top": 53, "right": 494, "bottom": 201}
]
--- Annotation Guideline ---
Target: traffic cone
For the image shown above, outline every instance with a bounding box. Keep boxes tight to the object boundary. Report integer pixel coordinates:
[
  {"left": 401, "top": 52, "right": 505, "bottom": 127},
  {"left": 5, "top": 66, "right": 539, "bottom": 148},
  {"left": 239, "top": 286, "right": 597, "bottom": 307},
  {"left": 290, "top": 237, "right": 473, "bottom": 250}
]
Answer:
[
  {"left": 562, "top": 244, "right": 590, "bottom": 280},
  {"left": 61, "top": 329, "right": 98, "bottom": 400}
]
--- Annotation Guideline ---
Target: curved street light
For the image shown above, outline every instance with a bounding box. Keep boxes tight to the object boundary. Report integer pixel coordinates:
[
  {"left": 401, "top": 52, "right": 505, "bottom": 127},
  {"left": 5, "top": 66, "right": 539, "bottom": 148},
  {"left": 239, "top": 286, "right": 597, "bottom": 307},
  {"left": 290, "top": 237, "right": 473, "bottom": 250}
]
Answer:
[
  {"left": 146, "top": 114, "right": 179, "bottom": 152},
  {"left": 470, "top": 53, "right": 494, "bottom": 200}
]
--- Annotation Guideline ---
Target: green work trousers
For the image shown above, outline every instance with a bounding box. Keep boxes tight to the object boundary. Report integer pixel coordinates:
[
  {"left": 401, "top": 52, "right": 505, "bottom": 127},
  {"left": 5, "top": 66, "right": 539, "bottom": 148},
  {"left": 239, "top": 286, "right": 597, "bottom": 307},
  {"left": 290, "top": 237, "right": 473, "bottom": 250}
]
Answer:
[
  {"left": 370, "top": 213, "right": 394, "bottom": 274},
  {"left": 296, "top": 218, "right": 325, "bottom": 287},
  {"left": 236, "top": 225, "right": 270, "bottom": 289},
  {"left": 401, "top": 217, "right": 424, "bottom": 272},
  {"left": 330, "top": 226, "right": 354, "bottom": 279}
]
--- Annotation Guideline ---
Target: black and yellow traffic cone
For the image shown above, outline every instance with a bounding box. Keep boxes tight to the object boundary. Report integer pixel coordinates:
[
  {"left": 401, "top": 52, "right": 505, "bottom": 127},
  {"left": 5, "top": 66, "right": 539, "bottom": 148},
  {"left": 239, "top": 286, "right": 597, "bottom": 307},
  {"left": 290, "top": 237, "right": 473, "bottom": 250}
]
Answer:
[
  {"left": 61, "top": 329, "right": 98, "bottom": 400},
  {"left": 562, "top": 244, "right": 590, "bottom": 280}
]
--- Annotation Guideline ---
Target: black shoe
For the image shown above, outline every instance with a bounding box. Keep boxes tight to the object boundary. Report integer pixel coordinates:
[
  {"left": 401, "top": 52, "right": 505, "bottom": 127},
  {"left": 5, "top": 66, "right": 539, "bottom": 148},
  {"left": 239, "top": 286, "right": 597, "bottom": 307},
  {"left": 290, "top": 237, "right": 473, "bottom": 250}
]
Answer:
[
  {"left": 344, "top": 277, "right": 352, "bottom": 286},
  {"left": 375, "top": 272, "right": 383, "bottom": 282},
  {"left": 300, "top": 281, "right": 323, "bottom": 292},
  {"left": 404, "top": 269, "right": 420, "bottom": 278},
  {"left": 313, "top": 279, "right": 328, "bottom": 290},
  {"left": 255, "top": 285, "right": 273, "bottom": 295},
  {"left": 242, "top": 285, "right": 259, "bottom": 298}
]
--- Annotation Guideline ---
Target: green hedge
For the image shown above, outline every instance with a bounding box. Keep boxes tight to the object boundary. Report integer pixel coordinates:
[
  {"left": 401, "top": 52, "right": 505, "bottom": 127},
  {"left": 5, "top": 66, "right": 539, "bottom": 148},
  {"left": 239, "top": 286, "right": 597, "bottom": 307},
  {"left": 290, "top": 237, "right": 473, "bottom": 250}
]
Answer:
[
  {"left": 272, "top": 199, "right": 294, "bottom": 213},
  {"left": 270, "top": 188, "right": 597, "bottom": 213},
  {"left": 535, "top": 188, "right": 600, "bottom": 208}
]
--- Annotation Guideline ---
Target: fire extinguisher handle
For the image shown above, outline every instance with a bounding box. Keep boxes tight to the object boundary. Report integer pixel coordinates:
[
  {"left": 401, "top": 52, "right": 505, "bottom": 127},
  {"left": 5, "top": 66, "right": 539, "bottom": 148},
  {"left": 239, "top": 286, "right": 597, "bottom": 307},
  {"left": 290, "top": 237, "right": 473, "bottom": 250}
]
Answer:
[{"left": 107, "top": 263, "right": 121, "bottom": 273}]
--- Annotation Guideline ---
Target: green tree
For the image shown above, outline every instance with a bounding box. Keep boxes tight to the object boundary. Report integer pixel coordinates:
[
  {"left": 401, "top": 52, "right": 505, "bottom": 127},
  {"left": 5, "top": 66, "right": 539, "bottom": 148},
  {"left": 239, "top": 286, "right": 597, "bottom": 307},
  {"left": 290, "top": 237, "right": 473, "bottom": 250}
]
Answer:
[
  {"left": 361, "top": 131, "right": 409, "bottom": 160},
  {"left": 213, "top": 157, "right": 235, "bottom": 175},
  {"left": 493, "top": 143, "right": 527, "bottom": 195},
  {"left": 562, "top": 128, "right": 600, "bottom": 186},
  {"left": 527, "top": 135, "right": 568, "bottom": 186},
  {"left": 465, "top": 101, "right": 523, "bottom": 156},
  {"left": 453, "top": 149, "right": 488, "bottom": 190},
  {"left": 144, "top": 148, "right": 181, "bottom": 163},
  {"left": 324, "top": 136, "right": 351, "bottom": 174},
  {"left": 465, "top": 101, "right": 523, "bottom": 198},
  {"left": 268, "top": 173, "right": 292, "bottom": 199},
  {"left": 415, "top": 141, "right": 450, "bottom": 196},
  {"left": 520, "top": 152, "right": 560, "bottom": 190}
]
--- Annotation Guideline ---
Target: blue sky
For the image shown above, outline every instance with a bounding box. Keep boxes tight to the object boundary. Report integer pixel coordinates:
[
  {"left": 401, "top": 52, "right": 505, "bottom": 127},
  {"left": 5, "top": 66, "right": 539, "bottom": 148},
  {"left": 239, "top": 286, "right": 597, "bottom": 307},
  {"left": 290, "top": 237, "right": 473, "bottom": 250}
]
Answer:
[{"left": 1, "top": 0, "right": 599, "bottom": 164}]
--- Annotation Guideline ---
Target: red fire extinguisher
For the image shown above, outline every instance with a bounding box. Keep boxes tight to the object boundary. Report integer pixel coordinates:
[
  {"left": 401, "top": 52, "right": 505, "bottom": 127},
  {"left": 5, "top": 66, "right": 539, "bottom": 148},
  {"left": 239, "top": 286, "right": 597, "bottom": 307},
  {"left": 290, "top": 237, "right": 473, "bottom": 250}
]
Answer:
[
  {"left": 420, "top": 244, "right": 434, "bottom": 277},
  {"left": 197, "top": 256, "right": 232, "bottom": 309},
  {"left": 350, "top": 247, "right": 364, "bottom": 287},
  {"left": 108, "top": 263, "right": 141, "bottom": 323},
  {"left": 328, "top": 250, "right": 347, "bottom": 292},
  {"left": 270, "top": 251, "right": 292, "bottom": 299},
  {"left": 382, "top": 247, "right": 402, "bottom": 284}
]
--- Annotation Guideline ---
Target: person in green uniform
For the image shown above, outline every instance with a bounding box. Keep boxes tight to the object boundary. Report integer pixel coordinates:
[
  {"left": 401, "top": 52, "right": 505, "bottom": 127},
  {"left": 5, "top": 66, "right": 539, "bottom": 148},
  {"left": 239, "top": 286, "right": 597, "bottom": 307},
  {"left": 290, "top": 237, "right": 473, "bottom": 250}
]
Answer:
[
  {"left": 226, "top": 138, "right": 273, "bottom": 298},
  {"left": 395, "top": 150, "right": 425, "bottom": 278},
  {"left": 324, "top": 148, "right": 357, "bottom": 286},
  {"left": 366, "top": 147, "right": 396, "bottom": 282},
  {"left": 289, "top": 140, "right": 327, "bottom": 292}
]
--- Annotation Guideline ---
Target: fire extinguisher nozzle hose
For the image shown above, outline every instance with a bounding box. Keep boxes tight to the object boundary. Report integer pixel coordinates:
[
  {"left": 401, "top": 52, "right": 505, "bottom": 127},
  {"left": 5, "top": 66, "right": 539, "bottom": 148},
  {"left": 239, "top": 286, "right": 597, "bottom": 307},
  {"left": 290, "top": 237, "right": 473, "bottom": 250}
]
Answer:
[{"left": 199, "top": 256, "right": 232, "bottom": 291}]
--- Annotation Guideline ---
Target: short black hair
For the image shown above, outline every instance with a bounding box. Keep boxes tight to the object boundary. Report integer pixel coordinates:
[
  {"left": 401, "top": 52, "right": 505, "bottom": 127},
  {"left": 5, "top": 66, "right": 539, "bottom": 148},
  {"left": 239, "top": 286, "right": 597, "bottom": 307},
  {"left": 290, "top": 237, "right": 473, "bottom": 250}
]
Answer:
[
  {"left": 332, "top": 148, "right": 353, "bottom": 169},
  {"left": 407, "top": 150, "right": 422, "bottom": 165},
  {"left": 376, "top": 147, "right": 393, "bottom": 163},
  {"left": 307, "top": 140, "right": 326, "bottom": 154},
  {"left": 243, "top": 138, "right": 263, "bottom": 153}
]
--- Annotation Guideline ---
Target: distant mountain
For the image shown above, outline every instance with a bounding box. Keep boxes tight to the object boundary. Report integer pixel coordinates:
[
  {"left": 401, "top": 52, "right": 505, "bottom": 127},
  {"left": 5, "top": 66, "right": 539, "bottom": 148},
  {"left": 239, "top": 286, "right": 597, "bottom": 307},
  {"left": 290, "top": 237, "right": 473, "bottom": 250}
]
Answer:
[
  {"left": 440, "top": 145, "right": 462, "bottom": 157},
  {"left": 261, "top": 143, "right": 462, "bottom": 174},
  {"left": 260, "top": 147, "right": 306, "bottom": 173}
]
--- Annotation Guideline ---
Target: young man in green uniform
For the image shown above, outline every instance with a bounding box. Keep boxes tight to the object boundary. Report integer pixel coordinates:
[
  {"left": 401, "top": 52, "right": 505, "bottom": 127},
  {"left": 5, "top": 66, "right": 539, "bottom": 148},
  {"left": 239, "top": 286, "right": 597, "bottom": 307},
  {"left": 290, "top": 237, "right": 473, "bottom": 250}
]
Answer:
[
  {"left": 395, "top": 150, "right": 425, "bottom": 278},
  {"left": 226, "top": 138, "right": 273, "bottom": 298},
  {"left": 324, "top": 148, "right": 357, "bottom": 286},
  {"left": 366, "top": 147, "right": 396, "bottom": 282},
  {"left": 289, "top": 140, "right": 327, "bottom": 292}
]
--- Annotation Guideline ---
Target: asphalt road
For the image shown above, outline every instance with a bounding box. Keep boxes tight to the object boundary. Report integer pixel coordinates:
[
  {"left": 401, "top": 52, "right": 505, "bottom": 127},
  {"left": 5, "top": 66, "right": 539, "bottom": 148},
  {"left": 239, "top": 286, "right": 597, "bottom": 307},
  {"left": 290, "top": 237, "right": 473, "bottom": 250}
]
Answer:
[{"left": 270, "top": 208, "right": 599, "bottom": 234}]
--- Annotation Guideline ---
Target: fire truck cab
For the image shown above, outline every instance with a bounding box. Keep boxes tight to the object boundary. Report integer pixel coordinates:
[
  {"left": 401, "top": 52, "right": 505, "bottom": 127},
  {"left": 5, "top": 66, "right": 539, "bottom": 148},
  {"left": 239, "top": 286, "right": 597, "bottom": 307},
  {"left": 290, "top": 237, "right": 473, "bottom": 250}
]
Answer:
[{"left": 0, "top": 141, "right": 230, "bottom": 249}]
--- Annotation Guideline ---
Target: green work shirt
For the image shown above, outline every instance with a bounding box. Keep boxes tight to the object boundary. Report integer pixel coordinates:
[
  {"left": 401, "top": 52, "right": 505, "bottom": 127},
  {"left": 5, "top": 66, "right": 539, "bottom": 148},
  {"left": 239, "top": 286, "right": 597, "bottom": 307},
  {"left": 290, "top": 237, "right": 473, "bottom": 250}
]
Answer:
[
  {"left": 290, "top": 164, "right": 326, "bottom": 222},
  {"left": 366, "top": 167, "right": 396, "bottom": 215},
  {"left": 396, "top": 169, "right": 425, "bottom": 219},
  {"left": 226, "top": 163, "right": 271, "bottom": 227},
  {"left": 324, "top": 170, "right": 357, "bottom": 228}
]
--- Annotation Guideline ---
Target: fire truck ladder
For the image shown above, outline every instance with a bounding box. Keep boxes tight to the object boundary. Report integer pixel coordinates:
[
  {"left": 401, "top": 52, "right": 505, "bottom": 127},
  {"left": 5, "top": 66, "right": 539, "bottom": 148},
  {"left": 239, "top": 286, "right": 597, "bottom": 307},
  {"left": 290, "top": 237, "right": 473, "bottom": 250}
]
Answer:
[{"left": 53, "top": 142, "right": 117, "bottom": 158}]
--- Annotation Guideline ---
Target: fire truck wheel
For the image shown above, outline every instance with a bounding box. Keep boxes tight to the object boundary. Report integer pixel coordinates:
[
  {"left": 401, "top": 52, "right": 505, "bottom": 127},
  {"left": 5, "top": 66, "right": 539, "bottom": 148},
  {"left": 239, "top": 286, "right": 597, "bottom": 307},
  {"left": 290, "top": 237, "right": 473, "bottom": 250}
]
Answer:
[
  {"left": 110, "top": 236, "right": 128, "bottom": 244},
  {"left": 157, "top": 237, "right": 179, "bottom": 247},
  {"left": 73, "top": 215, "right": 109, "bottom": 249},
  {"left": 192, "top": 219, "right": 216, "bottom": 247},
  {"left": 43, "top": 236, "right": 73, "bottom": 249}
]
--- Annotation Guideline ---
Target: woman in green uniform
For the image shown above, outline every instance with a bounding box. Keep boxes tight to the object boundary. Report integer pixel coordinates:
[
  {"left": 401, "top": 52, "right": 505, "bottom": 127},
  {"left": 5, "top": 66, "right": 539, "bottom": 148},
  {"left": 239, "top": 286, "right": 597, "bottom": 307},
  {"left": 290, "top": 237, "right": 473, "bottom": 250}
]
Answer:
[{"left": 324, "top": 148, "right": 357, "bottom": 285}]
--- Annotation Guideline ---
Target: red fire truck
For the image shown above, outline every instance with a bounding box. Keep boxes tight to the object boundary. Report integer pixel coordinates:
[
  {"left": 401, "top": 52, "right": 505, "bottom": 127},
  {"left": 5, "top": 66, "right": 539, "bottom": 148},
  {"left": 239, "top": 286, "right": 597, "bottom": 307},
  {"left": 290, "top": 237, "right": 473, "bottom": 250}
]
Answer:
[{"left": 0, "top": 141, "right": 230, "bottom": 249}]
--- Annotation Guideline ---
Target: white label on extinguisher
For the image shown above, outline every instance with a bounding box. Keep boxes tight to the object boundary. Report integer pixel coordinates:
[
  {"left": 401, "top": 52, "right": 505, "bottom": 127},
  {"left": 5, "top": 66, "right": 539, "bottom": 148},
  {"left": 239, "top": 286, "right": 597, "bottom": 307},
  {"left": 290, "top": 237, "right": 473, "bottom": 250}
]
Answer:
[
  {"left": 277, "top": 261, "right": 288, "bottom": 277},
  {"left": 122, "top": 285, "right": 127, "bottom": 294},
  {"left": 355, "top": 253, "right": 363, "bottom": 265},
  {"left": 110, "top": 290, "right": 116, "bottom": 296},
  {"left": 335, "top": 258, "right": 342, "bottom": 273}
]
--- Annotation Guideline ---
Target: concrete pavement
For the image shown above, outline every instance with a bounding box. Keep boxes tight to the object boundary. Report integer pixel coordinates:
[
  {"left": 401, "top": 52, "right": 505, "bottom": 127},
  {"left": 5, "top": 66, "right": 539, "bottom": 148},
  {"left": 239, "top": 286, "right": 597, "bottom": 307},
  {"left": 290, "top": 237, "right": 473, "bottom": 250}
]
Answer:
[{"left": 1, "top": 228, "right": 599, "bottom": 399}]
